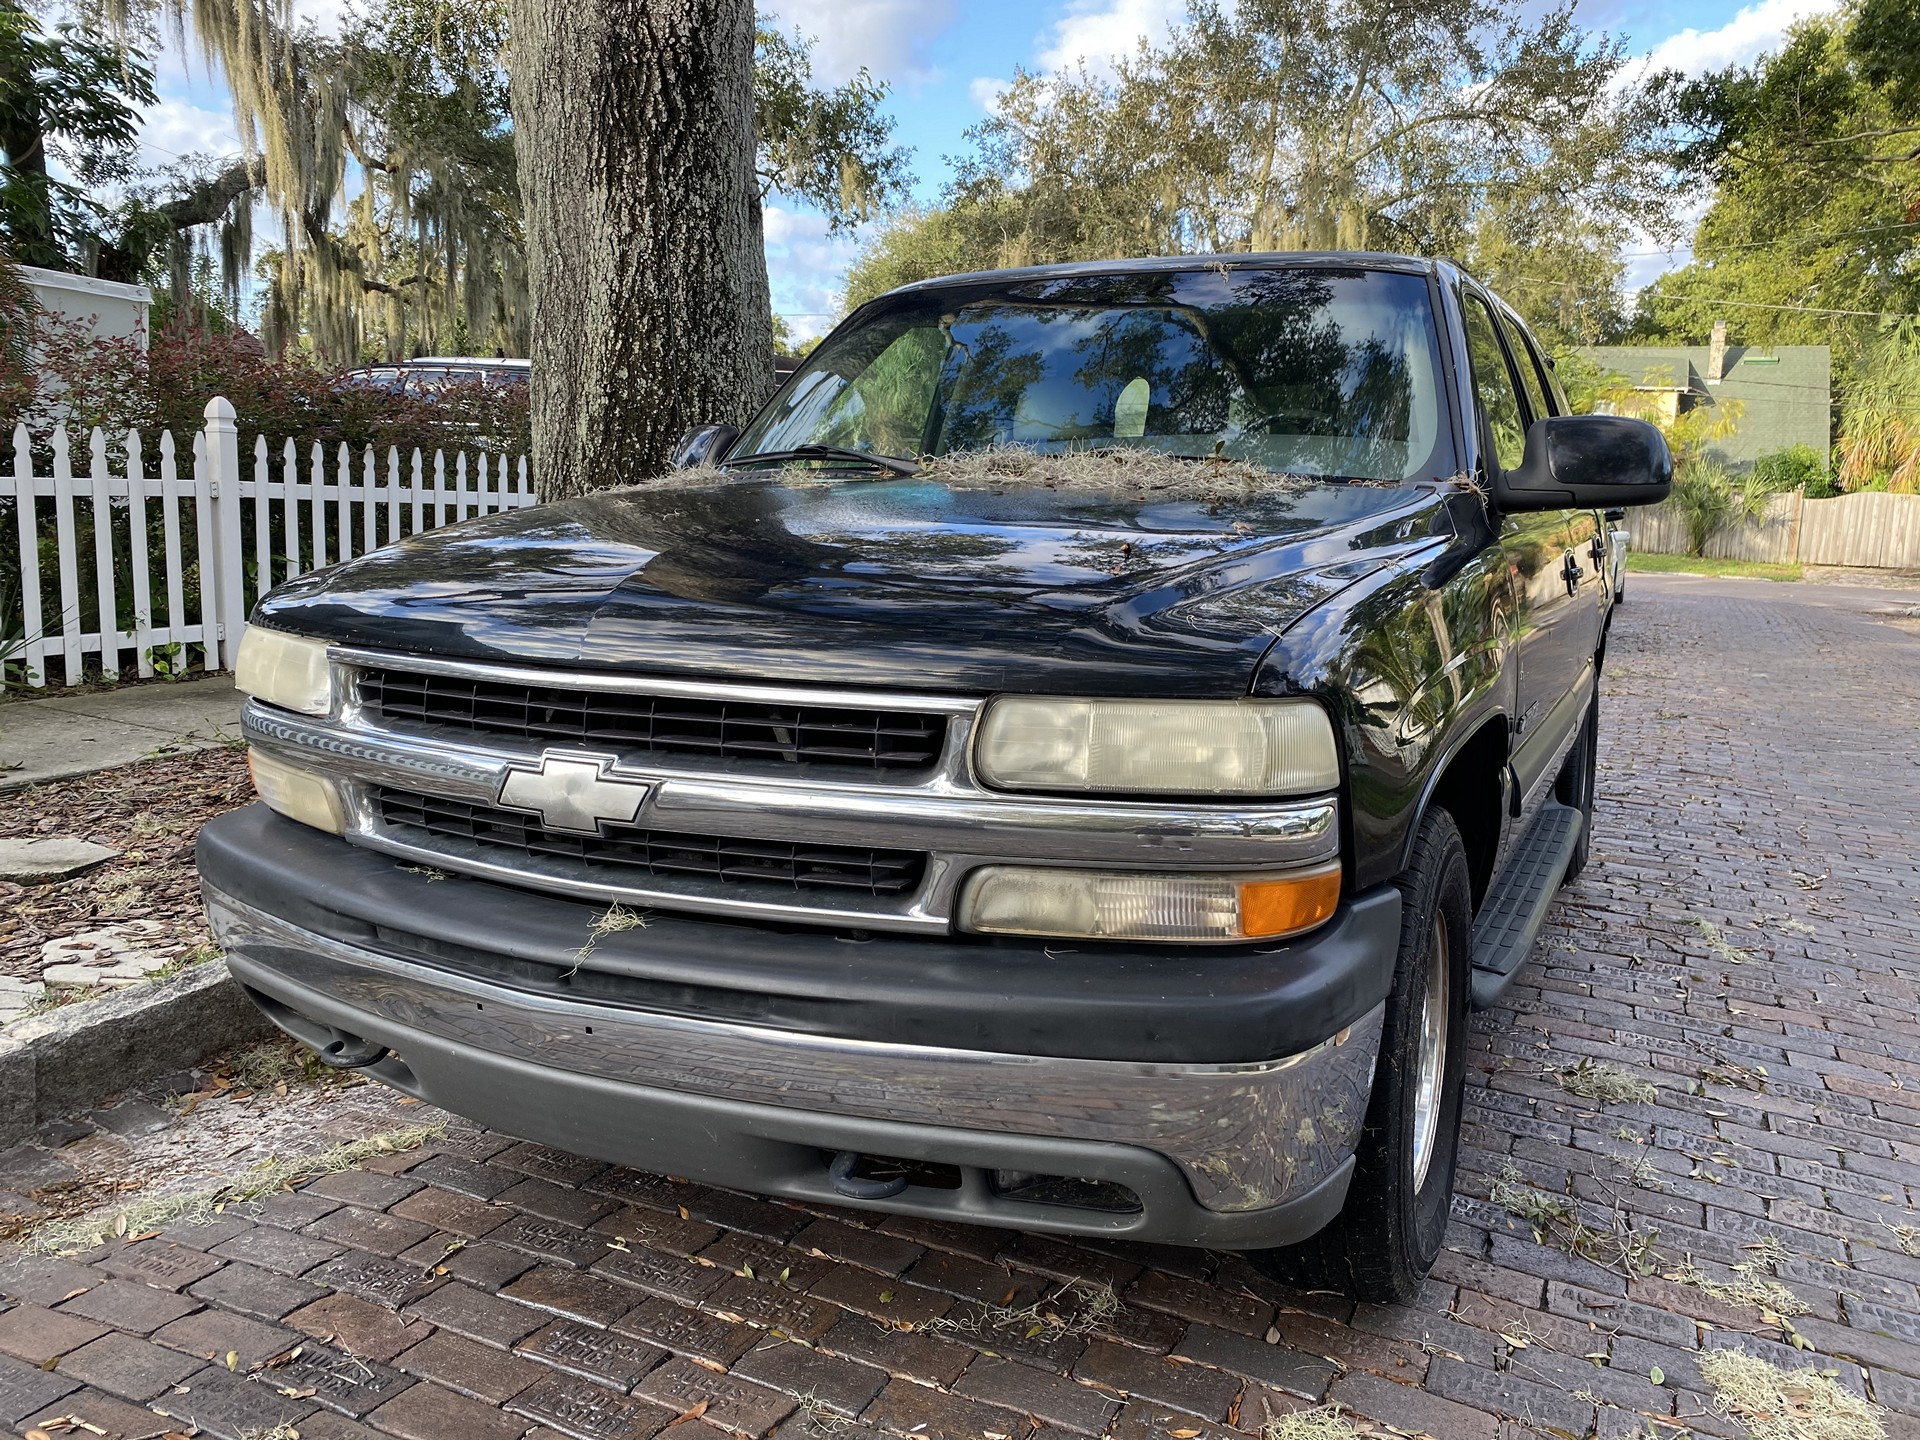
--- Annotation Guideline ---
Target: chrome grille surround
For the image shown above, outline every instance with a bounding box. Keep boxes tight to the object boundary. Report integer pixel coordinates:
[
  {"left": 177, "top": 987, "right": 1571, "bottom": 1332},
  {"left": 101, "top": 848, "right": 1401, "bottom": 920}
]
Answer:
[
  {"left": 357, "top": 665, "right": 948, "bottom": 774},
  {"left": 241, "top": 644, "right": 1341, "bottom": 934}
]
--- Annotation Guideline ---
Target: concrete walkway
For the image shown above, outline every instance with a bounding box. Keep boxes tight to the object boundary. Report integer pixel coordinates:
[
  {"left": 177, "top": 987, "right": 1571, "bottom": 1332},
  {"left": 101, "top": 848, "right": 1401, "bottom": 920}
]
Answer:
[{"left": 0, "top": 675, "right": 243, "bottom": 792}]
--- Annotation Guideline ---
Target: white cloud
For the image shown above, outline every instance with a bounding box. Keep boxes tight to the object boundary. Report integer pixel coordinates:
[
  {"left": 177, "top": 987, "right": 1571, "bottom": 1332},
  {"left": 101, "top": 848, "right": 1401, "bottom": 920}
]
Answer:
[
  {"left": 291, "top": 0, "right": 356, "bottom": 34},
  {"left": 764, "top": 204, "right": 869, "bottom": 341},
  {"left": 1034, "top": 0, "right": 1188, "bottom": 76},
  {"left": 1639, "top": 0, "right": 1844, "bottom": 76},
  {"left": 760, "top": 0, "right": 956, "bottom": 87},
  {"left": 137, "top": 95, "right": 244, "bottom": 169},
  {"left": 968, "top": 76, "right": 1011, "bottom": 113}
]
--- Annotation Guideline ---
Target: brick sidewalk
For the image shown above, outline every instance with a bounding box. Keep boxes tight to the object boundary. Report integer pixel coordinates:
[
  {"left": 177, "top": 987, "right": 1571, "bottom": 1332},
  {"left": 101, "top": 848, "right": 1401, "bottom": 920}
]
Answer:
[{"left": 2, "top": 573, "right": 1917, "bottom": 1440}]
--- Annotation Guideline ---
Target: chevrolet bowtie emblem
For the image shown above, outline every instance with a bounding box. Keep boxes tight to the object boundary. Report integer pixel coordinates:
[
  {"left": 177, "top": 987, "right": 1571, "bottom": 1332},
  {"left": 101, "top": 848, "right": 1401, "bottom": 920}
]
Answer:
[{"left": 497, "top": 752, "right": 654, "bottom": 834}]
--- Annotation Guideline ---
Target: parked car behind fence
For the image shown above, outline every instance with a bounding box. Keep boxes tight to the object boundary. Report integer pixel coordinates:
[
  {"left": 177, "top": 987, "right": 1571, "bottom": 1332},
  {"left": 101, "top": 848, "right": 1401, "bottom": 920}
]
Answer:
[{"left": 339, "top": 356, "right": 530, "bottom": 398}]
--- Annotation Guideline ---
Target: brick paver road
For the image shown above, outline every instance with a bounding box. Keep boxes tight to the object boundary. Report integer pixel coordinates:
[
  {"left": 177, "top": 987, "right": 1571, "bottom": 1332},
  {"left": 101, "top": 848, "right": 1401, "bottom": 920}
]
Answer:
[{"left": 4, "top": 572, "right": 1919, "bottom": 1440}]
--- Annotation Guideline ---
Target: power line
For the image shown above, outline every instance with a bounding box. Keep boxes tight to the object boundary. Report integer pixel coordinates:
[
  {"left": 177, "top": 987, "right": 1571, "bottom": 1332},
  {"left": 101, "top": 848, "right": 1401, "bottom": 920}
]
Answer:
[
  {"left": 1504, "top": 274, "right": 1915, "bottom": 320},
  {"left": 1616, "top": 218, "right": 1920, "bottom": 260},
  {"left": 1635, "top": 291, "right": 1915, "bottom": 319}
]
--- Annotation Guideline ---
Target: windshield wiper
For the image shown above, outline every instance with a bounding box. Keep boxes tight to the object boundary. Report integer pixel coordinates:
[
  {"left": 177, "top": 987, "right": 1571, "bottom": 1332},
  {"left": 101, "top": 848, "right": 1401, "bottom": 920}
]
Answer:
[{"left": 722, "top": 444, "right": 921, "bottom": 477}]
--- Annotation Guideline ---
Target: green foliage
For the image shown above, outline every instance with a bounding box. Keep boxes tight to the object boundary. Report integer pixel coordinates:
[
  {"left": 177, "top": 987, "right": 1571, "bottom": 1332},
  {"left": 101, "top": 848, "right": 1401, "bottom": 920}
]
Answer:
[
  {"left": 248, "top": 0, "right": 525, "bottom": 360},
  {"left": 755, "top": 27, "right": 910, "bottom": 230},
  {"left": 1637, "top": 2, "right": 1920, "bottom": 375},
  {"left": 1626, "top": 551, "right": 1802, "bottom": 581},
  {"left": 1552, "top": 351, "right": 1623, "bottom": 415},
  {"left": 846, "top": 0, "right": 1672, "bottom": 337},
  {"left": 86, "top": 0, "right": 910, "bottom": 363},
  {"left": 1751, "top": 444, "right": 1827, "bottom": 493},
  {"left": 844, "top": 209, "right": 972, "bottom": 311},
  {"left": 0, "top": 9, "right": 156, "bottom": 271},
  {"left": 1836, "top": 320, "right": 1920, "bottom": 492},
  {"left": 1668, "top": 463, "right": 1739, "bottom": 556},
  {"left": 1665, "top": 457, "right": 1793, "bottom": 556}
]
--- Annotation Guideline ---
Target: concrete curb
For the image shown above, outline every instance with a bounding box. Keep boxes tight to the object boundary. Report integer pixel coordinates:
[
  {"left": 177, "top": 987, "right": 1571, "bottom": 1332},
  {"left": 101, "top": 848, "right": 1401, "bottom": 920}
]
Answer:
[{"left": 0, "top": 962, "right": 272, "bottom": 1146}]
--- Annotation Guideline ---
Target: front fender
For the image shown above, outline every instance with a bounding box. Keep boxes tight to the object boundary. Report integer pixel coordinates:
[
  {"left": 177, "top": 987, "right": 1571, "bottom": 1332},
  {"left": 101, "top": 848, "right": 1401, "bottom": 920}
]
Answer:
[{"left": 1253, "top": 544, "right": 1510, "bottom": 893}]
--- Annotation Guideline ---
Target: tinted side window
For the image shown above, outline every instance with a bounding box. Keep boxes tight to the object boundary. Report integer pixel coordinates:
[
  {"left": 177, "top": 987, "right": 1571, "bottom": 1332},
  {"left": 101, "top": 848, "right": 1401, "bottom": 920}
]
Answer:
[
  {"left": 1496, "top": 311, "right": 1551, "bottom": 422},
  {"left": 1461, "top": 294, "right": 1527, "bottom": 472}
]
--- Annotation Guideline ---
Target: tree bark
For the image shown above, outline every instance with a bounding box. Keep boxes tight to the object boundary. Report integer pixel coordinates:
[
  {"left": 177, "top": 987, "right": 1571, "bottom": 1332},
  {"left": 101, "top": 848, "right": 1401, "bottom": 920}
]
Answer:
[
  {"left": 511, "top": 0, "right": 773, "bottom": 497},
  {"left": 157, "top": 157, "right": 263, "bottom": 229}
]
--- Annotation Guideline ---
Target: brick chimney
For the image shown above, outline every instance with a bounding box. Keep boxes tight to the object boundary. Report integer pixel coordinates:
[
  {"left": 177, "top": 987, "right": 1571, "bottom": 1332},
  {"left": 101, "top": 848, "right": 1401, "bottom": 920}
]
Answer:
[{"left": 1707, "top": 320, "right": 1728, "bottom": 384}]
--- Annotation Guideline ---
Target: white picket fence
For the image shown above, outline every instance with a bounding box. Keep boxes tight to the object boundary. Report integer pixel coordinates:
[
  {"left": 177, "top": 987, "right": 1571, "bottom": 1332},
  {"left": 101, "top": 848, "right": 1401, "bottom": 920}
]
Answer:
[{"left": 3, "top": 397, "right": 534, "bottom": 688}]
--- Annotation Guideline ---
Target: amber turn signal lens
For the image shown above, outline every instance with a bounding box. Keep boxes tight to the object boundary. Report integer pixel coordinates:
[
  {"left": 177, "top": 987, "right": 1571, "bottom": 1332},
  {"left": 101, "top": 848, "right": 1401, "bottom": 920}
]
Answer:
[
  {"left": 960, "top": 863, "right": 1343, "bottom": 943},
  {"left": 1238, "top": 865, "right": 1342, "bottom": 939}
]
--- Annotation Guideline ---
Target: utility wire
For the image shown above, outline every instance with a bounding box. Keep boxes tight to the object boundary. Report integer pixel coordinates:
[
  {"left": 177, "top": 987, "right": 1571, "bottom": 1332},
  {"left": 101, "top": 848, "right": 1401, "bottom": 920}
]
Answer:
[
  {"left": 1634, "top": 291, "right": 1916, "bottom": 319},
  {"left": 1504, "top": 274, "right": 1917, "bottom": 320},
  {"left": 1615, "top": 218, "right": 1920, "bottom": 259}
]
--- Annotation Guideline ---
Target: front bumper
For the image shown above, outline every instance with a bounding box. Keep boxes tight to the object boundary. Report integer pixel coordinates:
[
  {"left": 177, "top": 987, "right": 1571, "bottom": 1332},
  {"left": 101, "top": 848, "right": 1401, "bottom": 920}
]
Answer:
[{"left": 201, "top": 811, "right": 1394, "bottom": 1249}]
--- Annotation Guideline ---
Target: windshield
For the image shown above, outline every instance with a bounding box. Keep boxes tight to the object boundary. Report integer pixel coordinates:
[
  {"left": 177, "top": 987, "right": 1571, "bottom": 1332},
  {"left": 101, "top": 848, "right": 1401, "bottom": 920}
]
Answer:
[{"left": 734, "top": 267, "right": 1450, "bottom": 483}]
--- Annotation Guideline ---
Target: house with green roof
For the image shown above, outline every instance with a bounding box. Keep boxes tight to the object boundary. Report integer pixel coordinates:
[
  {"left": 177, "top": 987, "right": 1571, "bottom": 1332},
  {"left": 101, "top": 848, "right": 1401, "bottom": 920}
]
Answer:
[{"left": 1577, "top": 324, "right": 1831, "bottom": 472}]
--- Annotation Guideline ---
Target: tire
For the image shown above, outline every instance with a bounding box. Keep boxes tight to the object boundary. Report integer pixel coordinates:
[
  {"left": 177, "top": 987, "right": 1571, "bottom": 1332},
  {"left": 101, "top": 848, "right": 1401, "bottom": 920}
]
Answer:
[
  {"left": 1245, "top": 807, "right": 1474, "bottom": 1303},
  {"left": 1555, "top": 689, "right": 1599, "bottom": 884}
]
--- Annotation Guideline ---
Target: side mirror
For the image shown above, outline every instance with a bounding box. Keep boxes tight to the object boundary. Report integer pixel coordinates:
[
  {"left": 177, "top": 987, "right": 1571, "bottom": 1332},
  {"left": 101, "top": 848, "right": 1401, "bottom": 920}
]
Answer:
[
  {"left": 1494, "top": 415, "right": 1672, "bottom": 512},
  {"left": 670, "top": 423, "right": 740, "bottom": 470}
]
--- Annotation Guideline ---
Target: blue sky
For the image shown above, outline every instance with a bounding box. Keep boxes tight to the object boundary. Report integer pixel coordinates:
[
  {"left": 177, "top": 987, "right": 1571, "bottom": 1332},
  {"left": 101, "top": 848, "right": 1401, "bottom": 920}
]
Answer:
[{"left": 135, "top": 0, "right": 1846, "bottom": 342}]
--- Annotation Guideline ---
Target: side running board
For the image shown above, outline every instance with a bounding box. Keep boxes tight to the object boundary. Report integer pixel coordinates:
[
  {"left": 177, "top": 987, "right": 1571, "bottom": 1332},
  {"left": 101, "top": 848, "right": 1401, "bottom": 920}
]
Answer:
[{"left": 1470, "top": 800, "right": 1583, "bottom": 1010}]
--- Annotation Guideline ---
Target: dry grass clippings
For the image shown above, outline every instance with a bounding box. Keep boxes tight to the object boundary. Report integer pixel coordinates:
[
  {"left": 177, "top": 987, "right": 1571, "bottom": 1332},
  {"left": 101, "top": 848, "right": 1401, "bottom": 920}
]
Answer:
[
  {"left": 565, "top": 902, "right": 648, "bottom": 976},
  {"left": 1263, "top": 1406, "right": 1360, "bottom": 1439},
  {"left": 1699, "top": 1349, "right": 1885, "bottom": 1440},
  {"left": 921, "top": 1278, "right": 1121, "bottom": 1342},
  {"left": 634, "top": 445, "right": 1322, "bottom": 504},
  {"left": 24, "top": 1123, "right": 445, "bottom": 1254},
  {"left": 1553, "top": 1057, "right": 1659, "bottom": 1106}
]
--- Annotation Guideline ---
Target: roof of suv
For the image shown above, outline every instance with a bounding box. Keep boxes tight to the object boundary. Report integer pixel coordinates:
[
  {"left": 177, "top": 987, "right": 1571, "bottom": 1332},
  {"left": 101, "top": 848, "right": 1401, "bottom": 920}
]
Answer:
[{"left": 888, "top": 251, "right": 1450, "bottom": 299}]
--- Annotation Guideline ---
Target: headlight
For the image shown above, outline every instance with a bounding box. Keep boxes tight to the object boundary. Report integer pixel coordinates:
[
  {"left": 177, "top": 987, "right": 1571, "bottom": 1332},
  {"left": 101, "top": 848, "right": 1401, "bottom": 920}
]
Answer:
[
  {"left": 234, "top": 626, "right": 334, "bottom": 717},
  {"left": 960, "top": 863, "right": 1341, "bottom": 943},
  {"left": 249, "top": 752, "right": 347, "bottom": 835},
  {"left": 974, "top": 697, "right": 1338, "bottom": 796}
]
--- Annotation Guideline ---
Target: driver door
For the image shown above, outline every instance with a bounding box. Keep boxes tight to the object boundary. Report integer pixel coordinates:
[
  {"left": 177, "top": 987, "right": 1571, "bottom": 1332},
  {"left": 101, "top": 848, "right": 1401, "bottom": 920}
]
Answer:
[{"left": 1459, "top": 291, "right": 1586, "bottom": 814}]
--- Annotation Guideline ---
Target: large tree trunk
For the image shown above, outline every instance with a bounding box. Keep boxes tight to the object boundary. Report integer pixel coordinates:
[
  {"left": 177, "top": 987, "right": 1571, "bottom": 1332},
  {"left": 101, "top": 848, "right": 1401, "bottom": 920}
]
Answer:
[{"left": 511, "top": 0, "right": 773, "bottom": 497}]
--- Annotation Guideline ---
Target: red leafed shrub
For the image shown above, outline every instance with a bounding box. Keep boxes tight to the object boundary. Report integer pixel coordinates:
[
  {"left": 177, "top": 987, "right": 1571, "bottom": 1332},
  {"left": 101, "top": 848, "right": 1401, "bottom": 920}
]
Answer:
[{"left": 3, "top": 309, "right": 529, "bottom": 461}]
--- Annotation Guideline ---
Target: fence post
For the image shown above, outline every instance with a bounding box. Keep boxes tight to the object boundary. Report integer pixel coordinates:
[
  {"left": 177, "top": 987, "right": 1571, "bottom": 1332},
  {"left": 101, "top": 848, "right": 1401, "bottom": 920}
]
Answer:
[{"left": 203, "top": 397, "right": 247, "bottom": 671}]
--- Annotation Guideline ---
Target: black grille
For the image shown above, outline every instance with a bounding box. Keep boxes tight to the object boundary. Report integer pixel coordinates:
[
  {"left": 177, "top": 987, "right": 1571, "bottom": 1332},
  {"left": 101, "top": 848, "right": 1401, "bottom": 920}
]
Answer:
[
  {"left": 359, "top": 669, "right": 945, "bottom": 773},
  {"left": 377, "top": 788, "right": 927, "bottom": 898}
]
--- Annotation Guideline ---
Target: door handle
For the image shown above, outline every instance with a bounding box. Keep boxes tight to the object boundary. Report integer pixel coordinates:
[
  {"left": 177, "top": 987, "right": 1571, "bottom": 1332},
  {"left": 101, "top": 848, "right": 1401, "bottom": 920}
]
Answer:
[
  {"left": 1561, "top": 550, "right": 1581, "bottom": 595},
  {"left": 1589, "top": 536, "right": 1607, "bottom": 570}
]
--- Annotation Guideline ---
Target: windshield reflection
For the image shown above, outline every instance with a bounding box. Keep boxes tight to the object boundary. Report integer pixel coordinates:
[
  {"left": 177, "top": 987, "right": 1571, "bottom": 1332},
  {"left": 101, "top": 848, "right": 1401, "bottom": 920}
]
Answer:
[{"left": 735, "top": 266, "right": 1450, "bottom": 484}]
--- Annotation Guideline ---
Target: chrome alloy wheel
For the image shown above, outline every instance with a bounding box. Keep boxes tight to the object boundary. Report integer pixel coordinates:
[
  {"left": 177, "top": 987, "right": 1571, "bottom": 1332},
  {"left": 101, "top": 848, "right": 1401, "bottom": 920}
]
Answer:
[{"left": 1410, "top": 915, "right": 1450, "bottom": 1194}]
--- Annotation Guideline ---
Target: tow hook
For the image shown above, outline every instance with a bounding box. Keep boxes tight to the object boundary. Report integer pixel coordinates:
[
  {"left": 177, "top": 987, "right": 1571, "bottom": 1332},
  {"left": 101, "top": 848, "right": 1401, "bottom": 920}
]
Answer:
[
  {"left": 318, "top": 1033, "right": 391, "bottom": 1070},
  {"left": 828, "top": 1150, "right": 910, "bottom": 1200}
]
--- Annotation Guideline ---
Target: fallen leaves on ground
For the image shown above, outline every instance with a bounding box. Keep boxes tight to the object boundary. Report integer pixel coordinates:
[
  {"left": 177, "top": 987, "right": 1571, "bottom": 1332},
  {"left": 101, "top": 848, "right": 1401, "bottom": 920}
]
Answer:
[{"left": 0, "top": 748, "right": 253, "bottom": 979}]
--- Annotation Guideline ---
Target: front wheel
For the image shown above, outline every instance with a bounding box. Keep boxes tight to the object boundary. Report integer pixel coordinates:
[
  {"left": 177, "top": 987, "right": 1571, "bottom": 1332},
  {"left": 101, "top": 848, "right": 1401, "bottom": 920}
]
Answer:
[{"left": 1245, "top": 807, "right": 1473, "bottom": 1302}]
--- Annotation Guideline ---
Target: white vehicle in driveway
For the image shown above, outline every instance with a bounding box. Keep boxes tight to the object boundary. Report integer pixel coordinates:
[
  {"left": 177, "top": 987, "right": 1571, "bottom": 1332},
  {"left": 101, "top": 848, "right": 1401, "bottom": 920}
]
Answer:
[{"left": 1607, "top": 508, "right": 1629, "bottom": 603}]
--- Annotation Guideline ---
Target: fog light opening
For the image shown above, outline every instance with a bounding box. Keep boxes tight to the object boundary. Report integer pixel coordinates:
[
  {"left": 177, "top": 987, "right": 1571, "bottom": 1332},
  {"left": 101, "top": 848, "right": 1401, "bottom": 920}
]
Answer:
[{"left": 991, "top": 1170, "right": 1143, "bottom": 1214}]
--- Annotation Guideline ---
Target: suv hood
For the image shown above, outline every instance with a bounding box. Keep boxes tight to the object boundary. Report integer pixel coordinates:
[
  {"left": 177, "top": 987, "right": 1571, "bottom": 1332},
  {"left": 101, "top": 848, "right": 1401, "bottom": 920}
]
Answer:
[{"left": 255, "top": 475, "right": 1447, "bottom": 697}]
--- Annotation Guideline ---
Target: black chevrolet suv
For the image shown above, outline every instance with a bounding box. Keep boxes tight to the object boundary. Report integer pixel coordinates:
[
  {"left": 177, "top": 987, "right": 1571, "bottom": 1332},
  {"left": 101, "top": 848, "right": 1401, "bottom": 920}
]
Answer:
[{"left": 200, "top": 254, "right": 1670, "bottom": 1301}]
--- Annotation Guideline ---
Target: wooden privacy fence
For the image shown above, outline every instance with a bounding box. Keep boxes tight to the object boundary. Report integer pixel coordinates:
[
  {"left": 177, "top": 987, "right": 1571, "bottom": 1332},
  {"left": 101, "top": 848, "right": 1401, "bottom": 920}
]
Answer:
[
  {"left": 1630, "top": 488, "right": 1920, "bottom": 569},
  {"left": 2, "top": 397, "right": 534, "bottom": 689}
]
